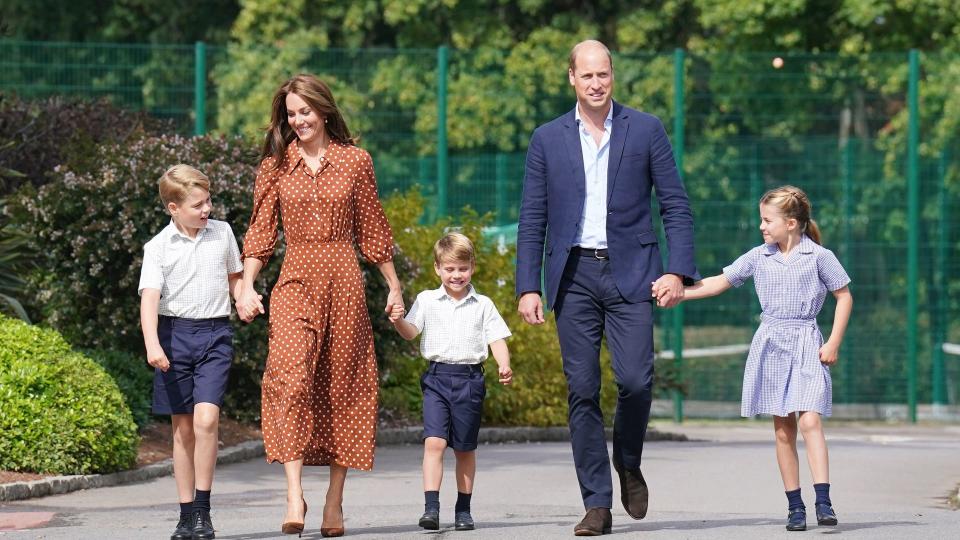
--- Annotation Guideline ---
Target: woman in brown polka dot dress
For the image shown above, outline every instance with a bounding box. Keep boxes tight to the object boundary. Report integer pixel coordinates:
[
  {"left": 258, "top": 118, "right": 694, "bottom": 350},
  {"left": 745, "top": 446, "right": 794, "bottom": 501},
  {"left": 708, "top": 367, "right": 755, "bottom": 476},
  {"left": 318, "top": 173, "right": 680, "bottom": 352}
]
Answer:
[{"left": 236, "top": 74, "right": 403, "bottom": 537}]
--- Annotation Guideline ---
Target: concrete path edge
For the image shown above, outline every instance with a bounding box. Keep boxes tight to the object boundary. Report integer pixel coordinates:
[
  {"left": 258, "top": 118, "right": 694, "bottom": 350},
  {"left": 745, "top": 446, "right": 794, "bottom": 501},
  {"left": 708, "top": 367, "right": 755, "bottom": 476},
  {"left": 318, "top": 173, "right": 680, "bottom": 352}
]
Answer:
[{"left": 0, "top": 427, "right": 686, "bottom": 502}]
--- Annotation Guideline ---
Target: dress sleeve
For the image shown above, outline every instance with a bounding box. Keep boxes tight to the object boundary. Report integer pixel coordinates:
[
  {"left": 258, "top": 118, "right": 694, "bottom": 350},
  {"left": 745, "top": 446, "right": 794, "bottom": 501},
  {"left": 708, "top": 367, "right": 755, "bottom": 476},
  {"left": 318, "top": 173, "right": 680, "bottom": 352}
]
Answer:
[
  {"left": 352, "top": 150, "right": 394, "bottom": 263},
  {"left": 817, "top": 248, "right": 851, "bottom": 291},
  {"left": 722, "top": 247, "right": 759, "bottom": 288},
  {"left": 242, "top": 158, "right": 281, "bottom": 265}
]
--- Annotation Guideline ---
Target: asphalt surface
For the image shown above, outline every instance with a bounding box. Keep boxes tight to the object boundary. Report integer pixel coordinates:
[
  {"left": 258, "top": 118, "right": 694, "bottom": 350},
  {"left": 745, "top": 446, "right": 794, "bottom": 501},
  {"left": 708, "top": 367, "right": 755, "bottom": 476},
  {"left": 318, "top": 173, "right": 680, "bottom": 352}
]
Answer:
[{"left": 2, "top": 421, "right": 959, "bottom": 539}]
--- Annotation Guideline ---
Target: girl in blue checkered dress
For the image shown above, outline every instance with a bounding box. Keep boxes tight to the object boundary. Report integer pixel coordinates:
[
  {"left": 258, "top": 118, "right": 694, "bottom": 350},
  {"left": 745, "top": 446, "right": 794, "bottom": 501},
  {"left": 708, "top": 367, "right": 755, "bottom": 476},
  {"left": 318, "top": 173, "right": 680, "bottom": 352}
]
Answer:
[{"left": 660, "top": 185, "right": 853, "bottom": 532}]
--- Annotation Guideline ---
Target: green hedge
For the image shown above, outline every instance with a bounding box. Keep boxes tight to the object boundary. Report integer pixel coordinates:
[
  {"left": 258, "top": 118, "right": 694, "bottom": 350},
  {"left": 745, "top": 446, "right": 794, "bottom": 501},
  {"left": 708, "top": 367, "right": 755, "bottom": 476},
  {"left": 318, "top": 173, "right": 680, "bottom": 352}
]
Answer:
[
  {"left": 0, "top": 315, "right": 138, "bottom": 474},
  {"left": 84, "top": 348, "right": 155, "bottom": 430}
]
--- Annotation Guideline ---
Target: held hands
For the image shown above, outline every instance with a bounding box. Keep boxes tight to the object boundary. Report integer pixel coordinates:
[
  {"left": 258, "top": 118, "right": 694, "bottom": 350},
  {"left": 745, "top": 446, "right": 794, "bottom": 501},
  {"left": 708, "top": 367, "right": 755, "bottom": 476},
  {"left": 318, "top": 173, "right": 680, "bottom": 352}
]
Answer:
[
  {"left": 819, "top": 341, "right": 840, "bottom": 366},
  {"left": 651, "top": 274, "right": 684, "bottom": 308},
  {"left": 384, "top": 288, "right": 404, "bottom": 321},
  {"left": 236, "top": 287, "right": 265, "bottom": 323},
  {"left": 146, "top": 344, "right": 170, "bottom": 372}
]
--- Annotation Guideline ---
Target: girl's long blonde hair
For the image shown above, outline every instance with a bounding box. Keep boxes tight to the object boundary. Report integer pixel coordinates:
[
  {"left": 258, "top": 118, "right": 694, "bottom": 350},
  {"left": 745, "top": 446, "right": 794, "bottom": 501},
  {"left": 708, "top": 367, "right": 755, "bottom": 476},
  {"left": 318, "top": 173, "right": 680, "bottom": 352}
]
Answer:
[{"left": 760, "top": 185, "right": 822, "bottom": 245}]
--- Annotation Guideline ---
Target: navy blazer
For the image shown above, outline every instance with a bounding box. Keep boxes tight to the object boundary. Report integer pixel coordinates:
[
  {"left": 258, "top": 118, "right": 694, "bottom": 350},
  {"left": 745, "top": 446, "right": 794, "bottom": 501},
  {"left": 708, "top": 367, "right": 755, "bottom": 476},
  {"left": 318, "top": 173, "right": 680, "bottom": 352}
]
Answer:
[{"left": 515, "top": 101, "right": 700, "bottom": 307}]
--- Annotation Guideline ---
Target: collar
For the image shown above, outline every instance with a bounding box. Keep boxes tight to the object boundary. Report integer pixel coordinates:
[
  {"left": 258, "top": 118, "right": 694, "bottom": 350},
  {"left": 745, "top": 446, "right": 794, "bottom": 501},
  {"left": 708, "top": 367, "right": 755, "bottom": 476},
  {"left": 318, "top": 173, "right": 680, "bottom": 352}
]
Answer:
[
  {"left": 763, "top": 234, "right": 816, "bottom": 256},
  {"left": 432, "top": 283, "right": 479, "bottom": 303},
  {"left": 575, "top": 102, "right": 614, "bottom": 129},
  {"left": 282, "top": 140, "right": 346, "bottom": 175},
  {"left": 166, "top": 219, "right": 208, "bottom": 242}
]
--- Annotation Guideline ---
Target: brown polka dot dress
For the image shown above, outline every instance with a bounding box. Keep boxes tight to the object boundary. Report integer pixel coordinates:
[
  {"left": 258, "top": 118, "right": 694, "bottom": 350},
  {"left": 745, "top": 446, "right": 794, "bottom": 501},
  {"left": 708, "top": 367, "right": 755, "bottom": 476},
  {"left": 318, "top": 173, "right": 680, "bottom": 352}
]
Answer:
[{"left": 242, "top": 141, "right": 394, "bottom": 471}]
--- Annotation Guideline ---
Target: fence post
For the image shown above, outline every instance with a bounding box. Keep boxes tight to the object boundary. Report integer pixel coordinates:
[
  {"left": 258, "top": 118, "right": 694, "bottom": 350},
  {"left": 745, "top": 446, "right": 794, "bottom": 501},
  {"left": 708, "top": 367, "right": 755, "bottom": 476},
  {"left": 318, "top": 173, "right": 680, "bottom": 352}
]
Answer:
[
  {"left": 841, "top": 139, "right": 854, "bottom": 403},
  {"left": 906, "top": 49, "right": 920, "bottom": 422},
  {"left": 495, "top": 153, "right": 508, "bottom": 225},
  {"left": 672, "top": 48, "right": 686, "bottom": 423},
  {"left": 194, "top": 41, "right": 206, "bottom": 136},
  {"left": 436, "top": 46, "right": 449, "bottom": 217},
  {"left": 932, "top": 147, "right": 949, "bottom": 405}
]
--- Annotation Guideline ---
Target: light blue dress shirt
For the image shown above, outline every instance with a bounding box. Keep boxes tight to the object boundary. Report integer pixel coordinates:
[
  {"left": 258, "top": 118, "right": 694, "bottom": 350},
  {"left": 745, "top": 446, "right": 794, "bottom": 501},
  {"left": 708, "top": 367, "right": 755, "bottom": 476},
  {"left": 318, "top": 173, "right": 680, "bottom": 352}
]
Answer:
[{"left": 574, "top": 104, "right": 613, "bottom": 249}]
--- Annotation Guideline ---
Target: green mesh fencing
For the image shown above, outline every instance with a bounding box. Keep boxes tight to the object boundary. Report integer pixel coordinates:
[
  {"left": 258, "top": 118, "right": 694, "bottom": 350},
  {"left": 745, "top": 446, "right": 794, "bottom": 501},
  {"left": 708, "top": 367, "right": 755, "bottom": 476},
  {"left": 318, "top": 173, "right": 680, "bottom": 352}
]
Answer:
[{"left": 2, "top": 40, "right": 958, "bottom": 419}]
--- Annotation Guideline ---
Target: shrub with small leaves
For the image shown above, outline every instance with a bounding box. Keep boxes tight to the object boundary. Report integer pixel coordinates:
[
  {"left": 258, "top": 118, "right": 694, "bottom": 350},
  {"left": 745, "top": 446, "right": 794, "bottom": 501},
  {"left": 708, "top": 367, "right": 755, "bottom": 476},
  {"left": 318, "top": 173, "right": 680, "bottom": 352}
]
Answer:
[{"left": 0, "top": 315, "right": 139, "bottom": 474}]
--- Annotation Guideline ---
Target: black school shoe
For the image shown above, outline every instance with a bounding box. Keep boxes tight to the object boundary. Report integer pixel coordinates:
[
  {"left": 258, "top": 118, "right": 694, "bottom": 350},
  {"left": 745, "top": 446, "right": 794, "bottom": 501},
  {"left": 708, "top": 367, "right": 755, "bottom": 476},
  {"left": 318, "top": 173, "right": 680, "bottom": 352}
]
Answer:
[
  {"left": 170, "top": 514, "right": 193, "bottom": 540},
  {"left": 418, "top": 508, "right": 440, "bottom": 530},
  {"left": 191, "top": 509, "right": 215, "bottom": 539},
  {"left": 454, "top": 511, "right": 475, "bottom": 531},
  {"left": 815, "top": 503, "right": 838, "bottom": 526},
  {"left": 786, "top": 507, "right": 807, "bottom": 531}
]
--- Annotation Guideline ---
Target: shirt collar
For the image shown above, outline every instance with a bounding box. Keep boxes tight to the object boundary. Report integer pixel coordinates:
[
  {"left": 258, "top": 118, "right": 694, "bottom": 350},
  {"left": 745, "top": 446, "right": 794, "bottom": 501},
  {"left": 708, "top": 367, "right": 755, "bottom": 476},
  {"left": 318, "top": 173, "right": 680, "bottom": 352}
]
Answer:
[
  {"left": 574, "top": 103, "right": 613, "bottom": 129},
  {"left": 762, "top": 234, "right": 816, "bottom": 256},
  {"left": 165, "top": 219, "right": 208, "bottom": 242},
  {"left": 432, "top": 283, "right": 479, "bottom": 303},
  {"left": 282, "top": 140, "right": 346, "bottom": 175}
]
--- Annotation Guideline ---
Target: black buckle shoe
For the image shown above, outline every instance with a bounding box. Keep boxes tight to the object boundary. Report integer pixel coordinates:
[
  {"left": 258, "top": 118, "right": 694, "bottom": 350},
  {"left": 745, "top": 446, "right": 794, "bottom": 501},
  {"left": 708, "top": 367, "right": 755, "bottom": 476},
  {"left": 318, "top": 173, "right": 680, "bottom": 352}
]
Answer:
[
  {"left": 454, "top": 511, "right": 475, "bottom": 531},
  {"left": 171, "top": 514, "right": 192, "bottom": 540},
  {"left": 418, "top": 508, "right": 440, "bottom": 530},
  {"left": 815, "top": 503, "right": 838, "bottom": 526},
  {"left": 192, "top": 509, "right": 215, "bottom": 540},
  {"left": 786, "top": 507, "right": 807, "bottom": 531}
]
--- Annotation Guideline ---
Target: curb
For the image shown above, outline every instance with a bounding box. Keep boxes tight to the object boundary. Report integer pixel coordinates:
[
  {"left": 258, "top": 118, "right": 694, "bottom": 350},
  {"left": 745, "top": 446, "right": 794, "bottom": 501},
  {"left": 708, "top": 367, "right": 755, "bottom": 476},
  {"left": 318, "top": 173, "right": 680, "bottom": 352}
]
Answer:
[{"left": 1, "top": 427, "right": 686, "bottom": 502}]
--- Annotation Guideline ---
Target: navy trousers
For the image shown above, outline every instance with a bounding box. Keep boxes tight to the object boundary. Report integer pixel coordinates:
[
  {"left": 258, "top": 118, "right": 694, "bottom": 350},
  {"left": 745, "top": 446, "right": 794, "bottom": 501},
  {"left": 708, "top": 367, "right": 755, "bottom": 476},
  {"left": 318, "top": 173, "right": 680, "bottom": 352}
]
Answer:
[{"left": 554, "top": 253, "right": 655, "bottom": 509}]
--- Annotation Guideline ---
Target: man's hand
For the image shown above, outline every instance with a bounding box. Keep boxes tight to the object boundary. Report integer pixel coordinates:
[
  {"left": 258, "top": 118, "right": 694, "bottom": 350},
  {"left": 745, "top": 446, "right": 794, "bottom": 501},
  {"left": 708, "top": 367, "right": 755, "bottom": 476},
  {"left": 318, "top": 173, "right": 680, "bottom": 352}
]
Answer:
[
  {"left": 652, "top": 274, "right": 684, "bottom": 308},
  {"left": 517, "top": 292, "right": 545, "bottom": 325}
]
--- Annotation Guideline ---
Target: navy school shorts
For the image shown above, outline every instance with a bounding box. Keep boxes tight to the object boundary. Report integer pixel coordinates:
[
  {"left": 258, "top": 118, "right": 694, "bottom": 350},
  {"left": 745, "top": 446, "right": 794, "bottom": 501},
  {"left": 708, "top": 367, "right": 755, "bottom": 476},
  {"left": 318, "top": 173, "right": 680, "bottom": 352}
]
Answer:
[
  {"left": 421, "top": 362, "right": 486, "bottom": 451},
  {"left": 153, "top": 315, "right": 233, "bottom": 415}
]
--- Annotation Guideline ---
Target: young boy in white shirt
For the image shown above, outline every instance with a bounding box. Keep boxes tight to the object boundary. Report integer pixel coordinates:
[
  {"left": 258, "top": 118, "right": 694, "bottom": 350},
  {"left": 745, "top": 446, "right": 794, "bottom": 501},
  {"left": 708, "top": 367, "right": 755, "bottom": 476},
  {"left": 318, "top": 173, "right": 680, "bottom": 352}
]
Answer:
[
  {"left": 389, "top": 232, "right": 513, "bottom": 532},
  {"left": 139, "top": 164, "right": 244, "bottom": 540}
]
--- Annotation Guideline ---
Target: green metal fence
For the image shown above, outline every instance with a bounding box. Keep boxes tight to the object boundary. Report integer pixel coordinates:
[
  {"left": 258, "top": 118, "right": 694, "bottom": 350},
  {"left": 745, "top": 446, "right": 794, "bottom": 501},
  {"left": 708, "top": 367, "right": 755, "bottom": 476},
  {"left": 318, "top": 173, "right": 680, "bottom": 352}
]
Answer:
[{"left": 2, "top": 40, "right": 958, "bottom": 421}]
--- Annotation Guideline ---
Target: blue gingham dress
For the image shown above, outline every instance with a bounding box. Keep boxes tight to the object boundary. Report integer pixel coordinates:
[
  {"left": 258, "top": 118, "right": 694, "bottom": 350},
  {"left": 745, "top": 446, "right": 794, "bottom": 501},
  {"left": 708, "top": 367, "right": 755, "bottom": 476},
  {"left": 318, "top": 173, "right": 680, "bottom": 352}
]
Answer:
[{"left": 723, "top": 235, "right": 851, "bottom": 417}]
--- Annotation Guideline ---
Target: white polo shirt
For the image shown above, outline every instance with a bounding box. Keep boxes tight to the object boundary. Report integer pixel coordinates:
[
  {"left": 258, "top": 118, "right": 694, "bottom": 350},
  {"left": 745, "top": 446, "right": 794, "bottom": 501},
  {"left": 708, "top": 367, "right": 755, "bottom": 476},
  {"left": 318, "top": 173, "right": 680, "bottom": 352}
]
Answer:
[
  {"left": 404, "top": 284, "right": 512, "bottom": 365},
  {"left": 138, "top": 219, "right": 243, "bottom": 319}
]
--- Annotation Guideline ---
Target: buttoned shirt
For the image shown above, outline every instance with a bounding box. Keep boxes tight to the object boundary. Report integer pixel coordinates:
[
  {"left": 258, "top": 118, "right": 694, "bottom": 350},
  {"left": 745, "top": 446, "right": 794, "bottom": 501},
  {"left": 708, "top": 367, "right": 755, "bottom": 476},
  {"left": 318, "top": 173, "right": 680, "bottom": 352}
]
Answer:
[
  {"left": 139, "top": 219, "right": 243, "bottom": 319},
  {"left": 404, "top": 284, "right": 512, "bottom": 364},
  {"left": 574, "top": 104, "right": 613, "bottom": 249}
]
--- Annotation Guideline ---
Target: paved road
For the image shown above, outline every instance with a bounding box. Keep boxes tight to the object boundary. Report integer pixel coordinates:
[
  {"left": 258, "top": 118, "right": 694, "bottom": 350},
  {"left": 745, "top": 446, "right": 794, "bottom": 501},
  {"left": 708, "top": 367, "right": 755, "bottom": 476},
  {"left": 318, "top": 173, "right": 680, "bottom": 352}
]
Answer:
[{"left": 2, "top": 422, "right": 959, "bottom": 539}]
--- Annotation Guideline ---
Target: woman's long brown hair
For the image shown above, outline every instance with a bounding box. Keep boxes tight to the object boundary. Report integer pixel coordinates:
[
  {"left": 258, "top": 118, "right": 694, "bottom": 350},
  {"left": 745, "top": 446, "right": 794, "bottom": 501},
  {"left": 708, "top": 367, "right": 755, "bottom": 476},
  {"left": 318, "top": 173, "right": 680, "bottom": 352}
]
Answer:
[{"left": 260, "top": 74, "right": 357, "bottom": 169}]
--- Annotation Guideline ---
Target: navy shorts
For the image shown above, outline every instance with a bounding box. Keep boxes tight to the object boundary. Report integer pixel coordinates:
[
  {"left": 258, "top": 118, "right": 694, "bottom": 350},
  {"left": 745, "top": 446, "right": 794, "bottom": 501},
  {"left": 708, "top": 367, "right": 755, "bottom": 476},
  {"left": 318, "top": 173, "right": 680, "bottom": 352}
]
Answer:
[
  {"left": 152, "top": 315, "right": 233, "bottom": 415},
  {"left": 421, "top": 362, "right": 486, "bottom": 451}
]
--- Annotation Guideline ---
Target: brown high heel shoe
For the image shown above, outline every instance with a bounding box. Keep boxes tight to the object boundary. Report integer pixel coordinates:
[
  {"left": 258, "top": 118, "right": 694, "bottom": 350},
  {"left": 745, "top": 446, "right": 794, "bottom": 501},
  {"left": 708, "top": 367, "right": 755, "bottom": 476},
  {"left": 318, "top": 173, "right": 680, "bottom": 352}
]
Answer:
[
  {"left": 281, "top": 499, "right": 308, "bottom": 536},
  {"left": 320, "top": 505, "right": 344, "bottom": 537}
]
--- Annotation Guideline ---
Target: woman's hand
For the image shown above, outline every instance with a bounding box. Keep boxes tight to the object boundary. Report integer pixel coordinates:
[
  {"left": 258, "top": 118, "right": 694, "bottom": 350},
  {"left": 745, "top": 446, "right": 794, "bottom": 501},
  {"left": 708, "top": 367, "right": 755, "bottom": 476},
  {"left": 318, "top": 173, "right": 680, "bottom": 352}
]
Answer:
[
  {"left": 236, "top": 286, "right": 265, "bottom": 322},
  {"left": 384, "top": 288, "right": 404, "bottom": 318}
]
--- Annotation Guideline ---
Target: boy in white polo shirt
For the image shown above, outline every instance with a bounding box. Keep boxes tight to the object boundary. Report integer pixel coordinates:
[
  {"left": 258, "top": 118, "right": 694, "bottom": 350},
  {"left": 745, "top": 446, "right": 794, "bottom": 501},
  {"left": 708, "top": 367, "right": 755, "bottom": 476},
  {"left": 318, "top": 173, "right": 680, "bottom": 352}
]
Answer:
[
  {"left": 139, "top": 164, "right": 244, "bottom": 540},
  {"left": 389, "top": 232, "right": 512, "bottom": 532}
]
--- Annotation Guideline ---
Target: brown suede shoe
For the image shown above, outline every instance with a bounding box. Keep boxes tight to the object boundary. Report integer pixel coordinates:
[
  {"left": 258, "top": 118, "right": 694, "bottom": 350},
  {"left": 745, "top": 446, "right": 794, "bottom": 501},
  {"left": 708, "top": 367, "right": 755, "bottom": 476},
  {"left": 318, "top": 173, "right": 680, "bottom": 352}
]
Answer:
[
  {"left": 574, "top": 507, "right": 612, "bottom": 536},
  {"left": 612, "top": 451, "right": 649, "bottom": 519}
]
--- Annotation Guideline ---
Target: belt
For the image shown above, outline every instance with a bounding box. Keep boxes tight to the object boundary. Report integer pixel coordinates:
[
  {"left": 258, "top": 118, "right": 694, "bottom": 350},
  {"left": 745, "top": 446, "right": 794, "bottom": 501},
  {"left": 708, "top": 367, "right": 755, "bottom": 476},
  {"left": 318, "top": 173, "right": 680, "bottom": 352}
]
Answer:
[
  {"left": 427, "top": 362, "right": 484, "bottom": 374},
  {"left": 571, "top": 246, "right": 609, "bottom": 260}
]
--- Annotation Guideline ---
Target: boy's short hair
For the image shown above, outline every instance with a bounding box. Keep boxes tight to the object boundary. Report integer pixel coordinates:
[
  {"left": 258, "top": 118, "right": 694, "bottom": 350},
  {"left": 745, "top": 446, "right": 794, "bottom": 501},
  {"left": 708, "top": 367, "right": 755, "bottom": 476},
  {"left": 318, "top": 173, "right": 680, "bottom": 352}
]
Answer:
[
  {"left": 159, "top": 164, "right": 210, "bottom": 207},
  {"left": 433, "top": 232, "right": 475, "bottom": 266}
]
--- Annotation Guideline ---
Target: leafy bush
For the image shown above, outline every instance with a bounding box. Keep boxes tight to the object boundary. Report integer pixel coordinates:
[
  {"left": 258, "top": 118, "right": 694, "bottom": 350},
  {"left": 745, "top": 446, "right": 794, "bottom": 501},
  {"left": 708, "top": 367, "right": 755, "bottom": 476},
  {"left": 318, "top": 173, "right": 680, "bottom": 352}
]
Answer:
[
  {"left": 0, "top": 315, "right": 139, "bottom": 474},
  {"left": 0, "top": 94, "right": 172, "bottom": 197},
  {"left": 84, "top": 348, "right": 155, "bottom": 430}
]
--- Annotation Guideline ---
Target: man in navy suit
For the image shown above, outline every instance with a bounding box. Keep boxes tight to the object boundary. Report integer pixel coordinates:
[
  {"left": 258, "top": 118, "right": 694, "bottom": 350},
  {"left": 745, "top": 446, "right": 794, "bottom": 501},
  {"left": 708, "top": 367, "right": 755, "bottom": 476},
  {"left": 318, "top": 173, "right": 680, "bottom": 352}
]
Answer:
[{"left": 516, "top": 40, "right": 699, "bottom": 535}]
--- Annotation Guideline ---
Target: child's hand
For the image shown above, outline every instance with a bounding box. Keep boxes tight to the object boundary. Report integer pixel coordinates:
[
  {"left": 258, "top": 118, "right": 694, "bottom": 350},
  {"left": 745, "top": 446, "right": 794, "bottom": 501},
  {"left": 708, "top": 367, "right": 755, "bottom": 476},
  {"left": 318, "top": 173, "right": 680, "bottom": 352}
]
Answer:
[
  {"left": 146, "top": 344, "right": 170, "bottom": 372},
  {"left": 819, "top": 341, "right": 840, "bottom": 365},
  {"left": 237, "top": 290, "right": 264, "bottom": 322},
  {"left": 498, "top": 365, "right": 513, "bottom": 385},
  {"left": 387, "top": 303, "right": 405, "bottom": 323}
]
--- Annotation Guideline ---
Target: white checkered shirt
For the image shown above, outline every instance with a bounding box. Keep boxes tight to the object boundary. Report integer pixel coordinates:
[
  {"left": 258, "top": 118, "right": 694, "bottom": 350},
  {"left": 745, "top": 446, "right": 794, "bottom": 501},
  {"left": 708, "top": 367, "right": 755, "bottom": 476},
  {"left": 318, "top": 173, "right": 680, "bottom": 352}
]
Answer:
[
  {"left": 404, "top": 284, "right": 512, "bottom": 364},
  {"left": 138, "top": 219, "right": 243, "bottom": 319}
]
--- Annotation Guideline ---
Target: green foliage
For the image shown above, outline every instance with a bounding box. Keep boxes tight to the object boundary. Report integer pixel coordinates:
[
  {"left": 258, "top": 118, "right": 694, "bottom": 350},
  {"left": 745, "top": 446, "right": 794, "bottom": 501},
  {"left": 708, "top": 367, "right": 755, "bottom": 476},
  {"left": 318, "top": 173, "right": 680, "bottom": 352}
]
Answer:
[
  {"left": 0, "top": 315, "right": 139, "bottom": 474},
  {"left": 0, "top": 95, "right": 172, "bottom": 197},
  {"left": 0, "top": 210, "right": 31, "bottom": 322},
  {"left": 83, "top": 348, "right": 155, "bottom": 429}
]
